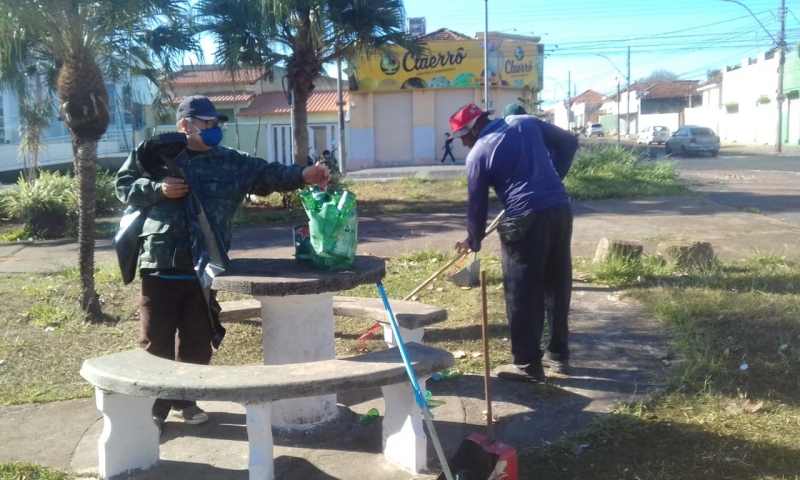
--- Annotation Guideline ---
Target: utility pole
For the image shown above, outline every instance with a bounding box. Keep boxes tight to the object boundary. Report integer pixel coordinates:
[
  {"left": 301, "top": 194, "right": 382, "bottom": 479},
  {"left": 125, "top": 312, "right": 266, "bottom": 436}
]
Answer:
[
  {"left": 616, "top": 70, "right": 620, "bottom": 143},
  {"left": 626, "top": 45, "right": 631, "bottom": 136},
  {"left": 484, "top": 0, "right": 490, "bottom": 112},
  {"left": 776, "top": 0, "right": 786, "bottom": 153},
  {"left": 567, "top": 71, "right": 571, "bottom": 131},
  {"left": 336, "top": 56, "right": 347, "bottom": 174}
]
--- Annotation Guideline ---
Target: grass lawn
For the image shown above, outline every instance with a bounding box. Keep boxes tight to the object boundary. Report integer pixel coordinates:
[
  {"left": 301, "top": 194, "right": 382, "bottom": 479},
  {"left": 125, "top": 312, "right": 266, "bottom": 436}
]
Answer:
[
  {"left": 1, "top": 252, "right": 799, "bottom": 478},
  {"left": 0, "top": 462, "right": 86, "bottom": 479}
]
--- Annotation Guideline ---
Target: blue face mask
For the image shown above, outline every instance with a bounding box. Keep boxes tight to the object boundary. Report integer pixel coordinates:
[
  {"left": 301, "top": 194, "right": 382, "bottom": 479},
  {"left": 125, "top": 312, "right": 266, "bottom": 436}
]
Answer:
[{"left": 198, "top": 126, "right": 223, "bottom": 147}]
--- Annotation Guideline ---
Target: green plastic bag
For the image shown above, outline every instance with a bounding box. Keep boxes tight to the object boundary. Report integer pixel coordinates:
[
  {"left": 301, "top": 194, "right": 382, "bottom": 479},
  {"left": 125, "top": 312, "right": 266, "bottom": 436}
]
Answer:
[{"left": 300, "top": 187, "right": 358, "bottom": 270}]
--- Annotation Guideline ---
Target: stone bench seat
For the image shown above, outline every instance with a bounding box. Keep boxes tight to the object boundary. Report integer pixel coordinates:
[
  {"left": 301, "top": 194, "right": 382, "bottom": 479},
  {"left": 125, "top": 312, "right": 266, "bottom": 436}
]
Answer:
[
  {"left": 80, "top": 343, "right": 454, "bottom": 479},
  {"left": 219, "top": 295, "right": 448, "bottom": 346}
]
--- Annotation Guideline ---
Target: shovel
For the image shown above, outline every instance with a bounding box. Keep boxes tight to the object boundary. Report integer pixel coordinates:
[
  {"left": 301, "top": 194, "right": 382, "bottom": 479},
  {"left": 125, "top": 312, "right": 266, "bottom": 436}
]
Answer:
[
  {"left": 404, "top": 210, "right": 505, "bottom": 300},
  {"left": 437, "top": 270, "right": 519, "bottom": 480},
  {"left": 445, "top": 212, "right": 505, "bottom": 288}
]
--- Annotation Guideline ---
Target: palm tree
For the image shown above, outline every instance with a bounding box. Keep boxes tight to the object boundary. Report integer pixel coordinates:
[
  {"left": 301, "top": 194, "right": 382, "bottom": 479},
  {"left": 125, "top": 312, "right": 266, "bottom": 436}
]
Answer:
[
  {"left": 198, "top": 0, "right": 419, "bottom": 166},
  {"left": 0, "top": 0, "right": 199, "bottom": 320}
]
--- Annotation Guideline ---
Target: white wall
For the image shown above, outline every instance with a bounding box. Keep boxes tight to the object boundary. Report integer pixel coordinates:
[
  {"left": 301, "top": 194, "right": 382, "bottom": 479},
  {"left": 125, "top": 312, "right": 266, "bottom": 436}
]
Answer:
[
  {"left": 722, "top": 53, "right": 779, "bottom": 144},
  {"left": 639, "top": 113, "right": 681, "bottom": 133}
]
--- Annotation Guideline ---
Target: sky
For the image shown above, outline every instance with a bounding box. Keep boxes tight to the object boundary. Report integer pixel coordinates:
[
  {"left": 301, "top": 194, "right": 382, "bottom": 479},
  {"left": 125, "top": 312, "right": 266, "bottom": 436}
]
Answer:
[
  {"left": 398, "top": 0, "right": 798, "bottom": 107},
  {"left": 195, "top": 0, "right": 799, "bottom": 107}
]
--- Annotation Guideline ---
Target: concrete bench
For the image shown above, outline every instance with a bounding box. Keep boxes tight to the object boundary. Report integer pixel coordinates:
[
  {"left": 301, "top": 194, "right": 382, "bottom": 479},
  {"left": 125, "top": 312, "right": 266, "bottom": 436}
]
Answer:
[
  {"left": 80, "top": 344, "right": 453, "bottom": 479},
  {"left": 219, "top": 295, "right": 448, "bottom": 347}
]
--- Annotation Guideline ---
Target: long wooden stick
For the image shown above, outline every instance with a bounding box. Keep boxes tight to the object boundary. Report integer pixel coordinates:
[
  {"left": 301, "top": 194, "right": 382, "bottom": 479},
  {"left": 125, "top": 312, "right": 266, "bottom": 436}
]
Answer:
[
  {"left": 480, "top": 269, "right": 494, "bottom": 442},
  {"left": 402, "top": 209, "right": 505, "bottom": 301}
]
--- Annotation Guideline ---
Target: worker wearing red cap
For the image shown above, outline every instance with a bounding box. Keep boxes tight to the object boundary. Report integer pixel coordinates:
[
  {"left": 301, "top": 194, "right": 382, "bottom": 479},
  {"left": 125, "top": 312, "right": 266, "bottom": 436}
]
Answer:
[{"left": 449, "top": 103, "right": 578, "bottom": 383}]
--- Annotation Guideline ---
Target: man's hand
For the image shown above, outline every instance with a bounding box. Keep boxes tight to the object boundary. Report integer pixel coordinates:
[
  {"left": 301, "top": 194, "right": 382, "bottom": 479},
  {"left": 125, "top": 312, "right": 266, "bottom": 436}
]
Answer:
[
  {"left": 161, "top": 177, "right": 188, "bottom": 199},
  {"left": 455, "top": 241, "right": 471, "bottom": 255},
  {"left": 302, "top": 162, "right": 331, "bottom": 190}
]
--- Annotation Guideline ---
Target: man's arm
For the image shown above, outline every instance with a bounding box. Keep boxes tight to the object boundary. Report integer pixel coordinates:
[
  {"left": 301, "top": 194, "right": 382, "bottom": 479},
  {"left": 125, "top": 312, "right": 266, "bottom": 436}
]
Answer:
[
  {"left": 539, "top": 120, "right": 579, "bottom": 179},
  {"left": 464, "top": 150, "right": 490, "bottom": 252},
  {"left": 243, "top": 151, "right": 329, "bottom": 196}
]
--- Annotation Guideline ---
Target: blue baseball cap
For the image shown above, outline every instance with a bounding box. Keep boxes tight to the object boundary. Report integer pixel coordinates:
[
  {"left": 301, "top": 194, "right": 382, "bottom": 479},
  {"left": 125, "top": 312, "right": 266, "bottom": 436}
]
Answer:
[{"left": 176, "top": 95, "right": 229, "bottom": 122}]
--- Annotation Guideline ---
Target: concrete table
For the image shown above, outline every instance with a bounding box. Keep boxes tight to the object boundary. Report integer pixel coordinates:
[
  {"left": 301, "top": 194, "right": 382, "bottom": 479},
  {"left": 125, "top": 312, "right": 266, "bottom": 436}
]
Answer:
[{"left": 213, "top": 255, "right": 386, "bottom": 427}]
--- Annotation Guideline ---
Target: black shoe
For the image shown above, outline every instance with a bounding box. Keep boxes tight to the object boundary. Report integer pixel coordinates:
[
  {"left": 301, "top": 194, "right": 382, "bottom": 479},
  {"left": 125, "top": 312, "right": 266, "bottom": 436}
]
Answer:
[
  {"left": 543, "top": 351, "right": 570, "bottom": 375},
  {"left": 494, "top": 363, "right": 545, "bottom": 383}
]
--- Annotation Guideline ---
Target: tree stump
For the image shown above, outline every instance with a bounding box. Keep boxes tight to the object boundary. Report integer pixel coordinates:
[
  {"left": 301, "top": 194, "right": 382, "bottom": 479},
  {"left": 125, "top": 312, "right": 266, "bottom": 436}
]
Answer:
[
  {"left": 656, "top": 241, "right": 715, "bottom": 269},
  {"left": 593, "top": 238, "right": 644, "bottom": 264}
]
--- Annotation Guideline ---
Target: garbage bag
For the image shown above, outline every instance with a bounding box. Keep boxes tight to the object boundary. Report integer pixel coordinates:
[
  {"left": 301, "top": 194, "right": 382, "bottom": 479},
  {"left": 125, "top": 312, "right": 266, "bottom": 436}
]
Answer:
[{"left": 300, "top": 187, "right": 358, "bottom": 270}]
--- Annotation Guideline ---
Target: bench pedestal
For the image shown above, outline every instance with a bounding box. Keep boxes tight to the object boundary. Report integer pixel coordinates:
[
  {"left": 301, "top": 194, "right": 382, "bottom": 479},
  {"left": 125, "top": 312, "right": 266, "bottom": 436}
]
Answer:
[
  {"left": 95, "top": 388, "right": 159, "bottom": 478},
  {"left": 257, "top": 292, "right": 337, "bottom": 427},
  {"left": 382, "top": 380, "right": 428, "bottom": 473}
]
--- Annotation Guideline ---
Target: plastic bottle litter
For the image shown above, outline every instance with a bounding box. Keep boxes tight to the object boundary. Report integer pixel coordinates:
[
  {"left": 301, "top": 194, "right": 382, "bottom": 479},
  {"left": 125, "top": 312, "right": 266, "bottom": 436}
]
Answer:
[
  {"left": 359, "top": 407, "right": 380, "bottom": 425},
  {"left": 431, "top": 373, "right": 444, "bottom": 381},
  {"left": 300, "top": 187, "right": 358, "bottom": 270}
]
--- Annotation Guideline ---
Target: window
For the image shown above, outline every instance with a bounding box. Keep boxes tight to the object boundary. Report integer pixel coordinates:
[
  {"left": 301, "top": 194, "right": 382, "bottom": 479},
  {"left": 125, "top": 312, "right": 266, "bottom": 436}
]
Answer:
[{"left": 690, "top": 127, "right": 714, "bottom": 136}]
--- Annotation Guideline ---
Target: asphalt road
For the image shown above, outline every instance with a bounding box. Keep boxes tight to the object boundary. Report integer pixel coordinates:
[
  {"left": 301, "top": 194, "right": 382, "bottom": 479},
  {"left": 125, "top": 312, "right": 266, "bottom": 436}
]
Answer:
[{"left": 632, "top": 144, "right": 800, "bottom": 226}]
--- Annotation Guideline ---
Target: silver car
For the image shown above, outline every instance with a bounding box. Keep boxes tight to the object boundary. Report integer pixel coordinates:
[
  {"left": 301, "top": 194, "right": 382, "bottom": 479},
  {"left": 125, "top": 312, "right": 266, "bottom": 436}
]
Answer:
[
  {"left": 637, "top": 125, "right": 670, "bottom": 145},
  {"left": 664, "top": 125, "right": 720, "bottom": 157}
]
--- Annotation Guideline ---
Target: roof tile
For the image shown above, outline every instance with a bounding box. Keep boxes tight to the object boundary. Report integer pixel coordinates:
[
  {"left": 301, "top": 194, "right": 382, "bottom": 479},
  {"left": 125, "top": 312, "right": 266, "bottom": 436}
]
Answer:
[
  {"left": 238, "top": 91, "right": 348, "bottom": 116},
  {"left": 170, "top": 66, "right": 266, "bottom": 86},
  {"left": 171, "top": 91, "right": 256, "bottom": 105},
  {"left": 417, "top": 28, "right": 472, "bottom": 42}
]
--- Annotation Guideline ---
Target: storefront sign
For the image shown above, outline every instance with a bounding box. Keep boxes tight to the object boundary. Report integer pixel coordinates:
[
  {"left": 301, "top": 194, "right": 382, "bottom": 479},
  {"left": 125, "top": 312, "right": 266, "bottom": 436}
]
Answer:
[{"left": 352, "top": 38, "right": 543, "bottom": 92}]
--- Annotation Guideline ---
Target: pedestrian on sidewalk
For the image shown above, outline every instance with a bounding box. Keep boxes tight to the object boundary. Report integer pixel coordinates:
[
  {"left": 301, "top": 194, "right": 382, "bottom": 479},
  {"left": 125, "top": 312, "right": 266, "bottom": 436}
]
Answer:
[
  {"left": 115, "top": 95, "right": 330, "bottom": 433},
  {"left": 450, "top": 103, "right": 578, "bottom": 383},
  {"left": 440, "top": 132, "right": 456, "bottom": 164}
]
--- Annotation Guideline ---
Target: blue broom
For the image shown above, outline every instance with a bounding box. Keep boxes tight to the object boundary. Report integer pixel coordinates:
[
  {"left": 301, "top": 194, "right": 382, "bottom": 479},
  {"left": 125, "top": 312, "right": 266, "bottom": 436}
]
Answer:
[{"left": 377, "top": 281, "right": 455, "bottom": 480}]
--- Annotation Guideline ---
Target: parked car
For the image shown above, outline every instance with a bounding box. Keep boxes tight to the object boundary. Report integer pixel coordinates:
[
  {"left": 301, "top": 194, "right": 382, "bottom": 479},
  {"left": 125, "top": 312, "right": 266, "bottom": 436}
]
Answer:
[
  {"left": 664, "top": 125, "right": 720, "bottom": 156},
  {"left": 637, "top": 125, "right": 670, "bottom": 145},
  {"left": 585, "top": 123, "right": 604, "bottom": 137}
]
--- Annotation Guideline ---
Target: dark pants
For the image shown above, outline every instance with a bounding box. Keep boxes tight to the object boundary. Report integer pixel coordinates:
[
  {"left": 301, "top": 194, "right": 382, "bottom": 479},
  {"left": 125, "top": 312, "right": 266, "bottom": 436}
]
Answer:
[
  {"left": 500, "top": 203, "right": 573, "bottom": 366},
  {"left": 140, "top": 275, "right": 213, "bottom": 418},
  {"left": 441, "top": 149, "right": 455, "bottom": 162}
]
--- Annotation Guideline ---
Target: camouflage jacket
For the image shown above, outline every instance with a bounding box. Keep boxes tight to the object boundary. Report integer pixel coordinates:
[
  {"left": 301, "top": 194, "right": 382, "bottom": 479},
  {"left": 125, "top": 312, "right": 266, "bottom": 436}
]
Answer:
[{"left": 115, "top": 144, "right": 306, "bottom": 272}]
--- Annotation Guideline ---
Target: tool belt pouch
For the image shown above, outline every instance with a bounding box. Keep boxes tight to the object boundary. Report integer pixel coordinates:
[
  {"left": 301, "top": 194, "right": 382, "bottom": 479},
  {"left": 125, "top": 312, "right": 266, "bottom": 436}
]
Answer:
[{"left": 497, "top": 212, "right": 537, "bottom": 243}]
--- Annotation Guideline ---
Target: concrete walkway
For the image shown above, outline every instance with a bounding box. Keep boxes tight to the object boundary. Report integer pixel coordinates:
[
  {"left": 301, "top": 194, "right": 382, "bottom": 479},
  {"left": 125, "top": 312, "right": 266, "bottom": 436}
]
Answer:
[{"left": 2, "top": 167, "right": 799, "bottom": 478}]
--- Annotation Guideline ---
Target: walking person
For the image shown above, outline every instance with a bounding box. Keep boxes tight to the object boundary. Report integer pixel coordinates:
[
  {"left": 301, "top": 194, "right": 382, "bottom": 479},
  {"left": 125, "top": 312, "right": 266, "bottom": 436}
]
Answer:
[
  {"left": 440, "top": 132, "right": 456, "bottom": 164},
  {"left": 449, "top": 103, "right": 578, "bottom": 382},
  {"left": 115, "top": 95, "right": 330, "bottom": 432}
]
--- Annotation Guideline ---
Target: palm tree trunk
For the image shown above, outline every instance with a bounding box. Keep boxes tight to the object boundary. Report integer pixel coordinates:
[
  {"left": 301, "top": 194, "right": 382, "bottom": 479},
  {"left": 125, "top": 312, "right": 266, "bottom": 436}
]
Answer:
[
  {"left": 292, "top": 85, "right": 310, "bottom": 166},
  {"left": 74, "top": 139, "right": 102, "bottom": 321}
]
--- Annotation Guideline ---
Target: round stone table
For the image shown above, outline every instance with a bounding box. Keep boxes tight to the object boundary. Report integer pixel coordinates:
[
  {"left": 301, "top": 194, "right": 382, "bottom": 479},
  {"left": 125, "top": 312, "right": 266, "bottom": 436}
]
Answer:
[{"left": 213, "top": 255, "right": 386, "bottom": 427}]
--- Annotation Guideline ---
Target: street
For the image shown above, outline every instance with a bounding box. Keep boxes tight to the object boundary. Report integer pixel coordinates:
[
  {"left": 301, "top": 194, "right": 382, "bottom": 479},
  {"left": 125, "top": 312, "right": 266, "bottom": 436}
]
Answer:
[{"left": 625, "top": 142, "right": 800, "bottom": 226}]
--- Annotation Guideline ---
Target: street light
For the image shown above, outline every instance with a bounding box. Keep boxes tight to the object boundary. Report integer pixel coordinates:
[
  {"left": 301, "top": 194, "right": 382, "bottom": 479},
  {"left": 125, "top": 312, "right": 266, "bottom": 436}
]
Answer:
[
  {"left": 721, "top": 0, "right": 786, "bottom": 152},
  {"left": 597, "top": 54, "right": 622, "bottom": 143}
]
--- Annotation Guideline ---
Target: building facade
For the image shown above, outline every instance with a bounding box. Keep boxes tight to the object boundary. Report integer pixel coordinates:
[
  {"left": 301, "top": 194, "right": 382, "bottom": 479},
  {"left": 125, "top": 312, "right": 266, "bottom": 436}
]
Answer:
[{"left": 348, "top": 28, "right": 543, "bottom": 169}]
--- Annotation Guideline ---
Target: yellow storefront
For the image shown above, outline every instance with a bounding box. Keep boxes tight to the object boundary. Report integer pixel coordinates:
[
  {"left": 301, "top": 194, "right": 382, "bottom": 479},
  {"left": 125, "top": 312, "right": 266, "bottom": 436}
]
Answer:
[{"left": 348, "top": 30, "right": 543, "bottom": 169}]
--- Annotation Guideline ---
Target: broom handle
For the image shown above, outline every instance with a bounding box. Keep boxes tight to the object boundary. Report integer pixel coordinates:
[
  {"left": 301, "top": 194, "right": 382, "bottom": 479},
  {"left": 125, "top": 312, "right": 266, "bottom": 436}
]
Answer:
[
  {"left": 480, "top": 270, "right": 494, "bottom": 442},
  {"left": 423, "top": 409, "right": 455, "bottom": 480},
  {"left": 402, "top": 209, "right": 505, "bottom": 301}
]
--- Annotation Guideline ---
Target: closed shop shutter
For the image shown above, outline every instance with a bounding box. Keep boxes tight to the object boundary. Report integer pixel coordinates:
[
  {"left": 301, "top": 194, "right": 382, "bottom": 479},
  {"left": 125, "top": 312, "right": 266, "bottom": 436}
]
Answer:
[
  {"left": 374, "top": 93, "right": 413, "bottom": 165},
  {"left": 435, "top": 89, "right": 475, "bottom": 161},
  {"left": 494, "top": 89, "right": 525, "bottom": 115}
]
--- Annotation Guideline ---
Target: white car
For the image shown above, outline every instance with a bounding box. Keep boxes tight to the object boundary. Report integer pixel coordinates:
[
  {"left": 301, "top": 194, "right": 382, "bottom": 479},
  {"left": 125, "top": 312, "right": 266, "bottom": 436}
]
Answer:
[
  {"left": 637, "top": 126, "right": 670, "bottom": 145},
  {"left": 585, "top": 123, "right": 604, "bottom": 137}
]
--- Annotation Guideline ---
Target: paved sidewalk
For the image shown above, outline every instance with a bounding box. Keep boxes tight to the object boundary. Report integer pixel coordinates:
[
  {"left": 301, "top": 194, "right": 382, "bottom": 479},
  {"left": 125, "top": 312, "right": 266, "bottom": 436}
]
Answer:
[{"left": 2, "top": 172, "right": 799, "bottom": 478}]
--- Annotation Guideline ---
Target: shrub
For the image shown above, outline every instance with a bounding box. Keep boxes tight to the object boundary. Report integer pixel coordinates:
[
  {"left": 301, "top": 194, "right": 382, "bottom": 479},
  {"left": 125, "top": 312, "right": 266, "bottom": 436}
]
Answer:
[{"left": 0, "top": 168, "right": 120, "bottom": 238}]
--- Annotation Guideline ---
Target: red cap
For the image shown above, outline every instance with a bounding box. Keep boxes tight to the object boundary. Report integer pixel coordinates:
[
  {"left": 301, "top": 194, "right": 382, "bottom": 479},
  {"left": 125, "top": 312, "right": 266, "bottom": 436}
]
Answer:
[{"left": 449, "top": 103, "right": 493, "bottom": 138}]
